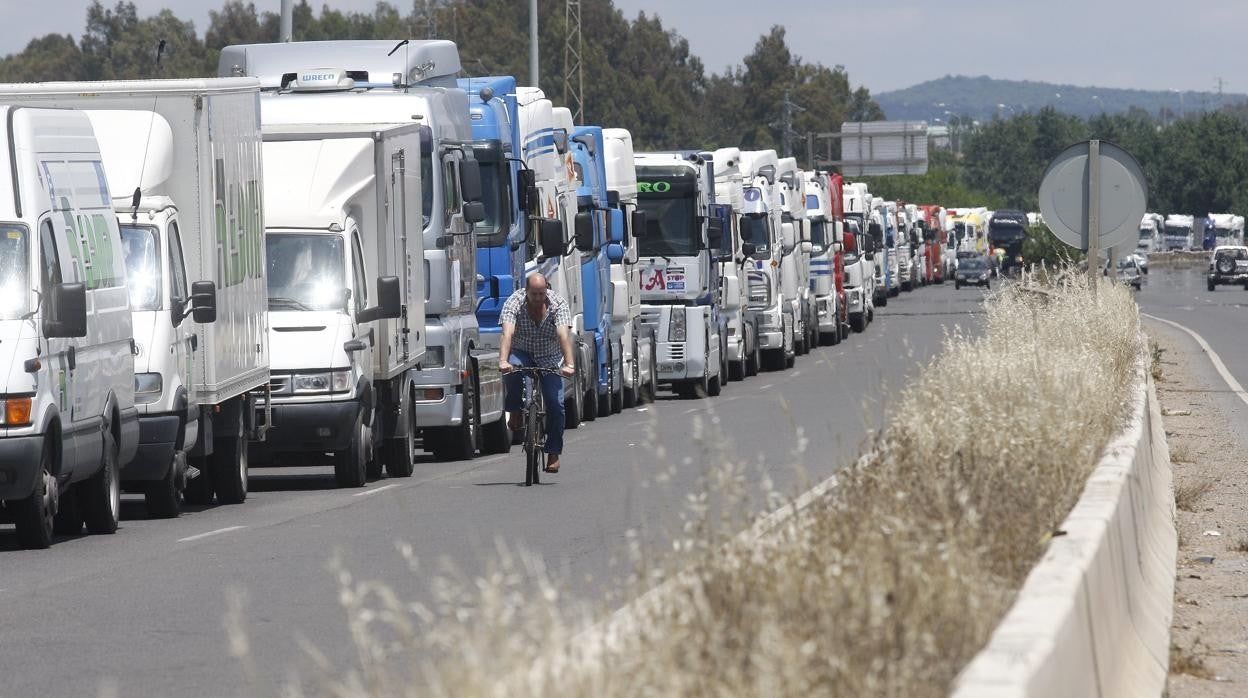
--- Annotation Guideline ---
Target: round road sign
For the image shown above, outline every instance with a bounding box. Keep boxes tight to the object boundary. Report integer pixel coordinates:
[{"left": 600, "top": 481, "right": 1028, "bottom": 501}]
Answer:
[{"left": 1038, "top": 140, "right": 1147, "bottom": 252}]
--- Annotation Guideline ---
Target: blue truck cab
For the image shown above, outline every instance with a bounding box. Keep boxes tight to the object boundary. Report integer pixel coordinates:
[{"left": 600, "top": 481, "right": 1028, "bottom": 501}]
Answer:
[
  {"left": 570, "top": 125, "right": 624, "bottom": 416},
  {"left": 459, "top": 76, "right": 527, "bottom": 350}
]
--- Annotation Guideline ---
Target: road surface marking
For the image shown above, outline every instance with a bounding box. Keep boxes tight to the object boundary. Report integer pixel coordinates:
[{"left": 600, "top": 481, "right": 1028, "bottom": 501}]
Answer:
[
  {"left": 1144, "top": 313, "right": 1248, "bottom": 408},
  {"left": 178, "top": 526, "right": 246, "bottom": 543},
  {"left": 353, "top": 483, "right": 402, "bottom": 497}
]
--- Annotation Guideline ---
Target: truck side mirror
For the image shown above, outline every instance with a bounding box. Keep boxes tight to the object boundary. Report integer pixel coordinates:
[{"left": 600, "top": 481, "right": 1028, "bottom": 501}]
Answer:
[
  {"left": 843, "top": 231, "right": 857, "bottom": 254},
  {"left": 45, "top": 282, "right": 87, "bottom": 338},
  {"left": 357, "top": 276, "right": 402, "bottom": 323},
  {"left": 609, "top": 209, "right": 625, "bottom": 244},
  {"left": 799, "top": 241, "right": 813, "bottom": 254},
  {"left": 631, "top": 210, "right": 647, "bottom": 238},
  {"left": 539, "top": 218, "right": 565, "bottom": 258},
  {"left": 707, "top": 217, "right": 725, "bottom": 252},
  {"left": 459, "top": 159, "right": 483, "bottom": 203},
  {"left": 574, "top": 211, "right": 595, "bottom": 252},
  {"left": 462, "top": 200, "right": 486, "bottom": 224},
  {"left": 781, "top": 221, "right": 796, "bottom": 252},
  {"left": 518, "top": 169, "right": 536, "bottom": 212},
  {"left": 190, "top": 280, "right": 217, "bottom": 324}
]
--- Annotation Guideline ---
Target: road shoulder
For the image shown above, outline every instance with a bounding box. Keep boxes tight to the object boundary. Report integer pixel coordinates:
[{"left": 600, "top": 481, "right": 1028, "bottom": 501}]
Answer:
[{"left": 1149, "top": 323, "right": 1248, "bottom": 695}]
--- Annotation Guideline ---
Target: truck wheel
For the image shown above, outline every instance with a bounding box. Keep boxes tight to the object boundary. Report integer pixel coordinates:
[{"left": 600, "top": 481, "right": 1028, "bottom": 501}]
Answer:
[
  {"left": 645, "top": 346, "right": 658, "bottom": 403},
  {"left": 435, "top": 367, "right": 480, "bottom": 461},
  {"left": 707, "top": 369, "right": 722, "bottom": 397},
  {"left": 611, "top": 351, "right": 624, "bottom": 414},
  {"left": 850, "top": 314, "right": 867, "bottom": 333},
  {"left": 597, "top": 345, "right": 612, "bottom": 417},
  {"left": 481, "top": 411, "right": 512, "bottom": 455},
  {"left": 144, "top": 450, "right": 184, "bottom": 518},
  {"left": 383, "top": 400, "right": 418, "bottom": 477},
  {"left": 333, "top": 413, "right": 368, "bottom": 487},
  {"left": 183, "top": 461, "right": 214, "bottom": 505},
  {"left": 13, "top": 444, "right": 58, "bottom": 549},
  {"left": 565, "top": 367, "right": 583, "bottom": 428},
  {"left": 745, "top": 341, "right": 759, "bottom": 377},
  {"left": 82, "top": 429, "right": 121, "bottom": 535},
  {"left": 583, "top": 368, "right": 599, "bottom": 422},
  {"left": 763, "top": 349, "right": 784, "bottom": 372},
  {"left": 624, "top": 339, "right": 639, "bottom": 408},
  {"left": 212, "top": 410, "right": 249, "bottom": 505},
  {"left": 877, "top": 293, "right": 888, "bottom": 306}
]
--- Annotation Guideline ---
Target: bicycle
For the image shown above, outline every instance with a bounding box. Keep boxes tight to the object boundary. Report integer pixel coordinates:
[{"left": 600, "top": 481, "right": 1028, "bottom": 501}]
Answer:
[{"left": 508, "top": 366, "right": 560, "bottom": 486}]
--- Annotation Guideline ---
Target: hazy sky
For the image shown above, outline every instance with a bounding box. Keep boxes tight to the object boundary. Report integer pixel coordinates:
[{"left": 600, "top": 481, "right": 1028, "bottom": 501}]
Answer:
[{"left": 4, "top": 1, "right": 1244, "bottom": 95}]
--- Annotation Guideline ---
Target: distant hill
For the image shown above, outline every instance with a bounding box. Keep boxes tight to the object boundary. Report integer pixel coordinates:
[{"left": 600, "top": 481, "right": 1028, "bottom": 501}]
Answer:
[{"left": 876, "top": 75, "right": 1248, "bottom": 123}]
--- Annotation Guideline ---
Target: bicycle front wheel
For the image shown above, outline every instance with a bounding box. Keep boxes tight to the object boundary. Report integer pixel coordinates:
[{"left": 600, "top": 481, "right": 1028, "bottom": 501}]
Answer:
[{"left": 525, "top": 397, "right": 540, "bottom": 486}]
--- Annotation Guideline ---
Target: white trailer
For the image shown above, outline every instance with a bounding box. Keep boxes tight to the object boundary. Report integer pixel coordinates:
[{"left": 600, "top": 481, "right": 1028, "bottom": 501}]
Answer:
[
  {"left": 257, "top": 123, "right": 426, "bottom": 485},
  {"left": 0, "top": 78, "right": 271, "bottom": 508}
]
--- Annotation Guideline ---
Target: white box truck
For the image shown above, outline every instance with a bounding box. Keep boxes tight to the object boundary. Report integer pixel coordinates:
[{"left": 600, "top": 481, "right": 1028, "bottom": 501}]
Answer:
[
  {"left": 0, "top": 79, "right": 272, "bottom": 507},
  {"left": 256, "top": 122, "right": 426, "bottom": 485},
  {"left": 0, "top": 106, "right": 139, "bottom": 548}
]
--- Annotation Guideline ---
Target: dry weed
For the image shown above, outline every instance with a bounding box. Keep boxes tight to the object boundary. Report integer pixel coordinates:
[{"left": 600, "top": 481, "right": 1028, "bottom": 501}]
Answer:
[
  {"left": 1170, "top": 642, "right": 1215, "bottom": 679},
  {"left": 1175, "top": 479, "right": 1215, "bottom": 512},
  {"left": 253, "top": 274, "right": 1140, "bottom": 697},
  {"left": 1231, "top": 537, "right": 1248, "bottom": 554}
]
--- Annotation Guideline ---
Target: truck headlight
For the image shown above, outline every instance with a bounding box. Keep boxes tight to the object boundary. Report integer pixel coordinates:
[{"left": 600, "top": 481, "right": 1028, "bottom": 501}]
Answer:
[
  {"left": 0, "top": 396, "right": 33, "bottom": 427},
  {"left": 134, "top": 373, "right": 164, "bottom": 404},
  {"left": 668, "top": 310, "right": 686, "bottom": 342},
  {"left": 292, "top": 370, "right": 351, "bottom": 394}
]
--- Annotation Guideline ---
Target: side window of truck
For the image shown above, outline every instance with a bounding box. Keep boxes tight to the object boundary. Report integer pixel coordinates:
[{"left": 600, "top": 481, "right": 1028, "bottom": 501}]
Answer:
[
  {"left": 443, "top": 159, "right": 460, "bottom": 222},
  {"left": 350, "top": 230, "right": 367, "bottom": 313},
  {"left": 39, "top": 220, "right": 62, "bottom": 288},
  {"left": 167, "top": 221, "right": 189, "bottom": 303}
]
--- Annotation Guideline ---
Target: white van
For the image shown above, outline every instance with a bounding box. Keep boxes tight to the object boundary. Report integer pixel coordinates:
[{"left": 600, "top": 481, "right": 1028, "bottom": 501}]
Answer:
[{"left": 0, "top": 106, "right": 139, "bottom": 549}]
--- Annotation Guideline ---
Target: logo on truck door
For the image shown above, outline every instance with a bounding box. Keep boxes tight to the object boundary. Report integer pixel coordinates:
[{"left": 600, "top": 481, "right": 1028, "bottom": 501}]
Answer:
[{"left": 642, "top": 267, "right": 665, "bottom": 291}]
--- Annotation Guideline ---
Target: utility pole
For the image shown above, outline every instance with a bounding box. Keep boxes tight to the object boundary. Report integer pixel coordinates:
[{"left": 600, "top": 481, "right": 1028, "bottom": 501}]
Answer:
[
  {"left": 563, "top": 0, "right": 584, "bottom": 124},
  {"left": 280, "top": 0, "right": 292, "bottom": 42},
  {"left": 529, "top": 0, "right": 539, "bottom": 87},
  {"left": 770, "top": 90, "right": 804, "bottom": 159}
]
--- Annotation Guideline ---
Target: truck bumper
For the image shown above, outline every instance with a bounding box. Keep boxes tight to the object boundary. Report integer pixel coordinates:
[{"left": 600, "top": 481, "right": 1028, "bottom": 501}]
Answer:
[
  {"left": 255, "top": 399, "right": 360, "bottom": 454},
  {"left": 726, "top": 334, "right": 744, "bottom": 363},
  {"left": 122, "top": 414, "right": 180, "bottom": 481},
  {"left": 414, "top": 390, "right": 463, "bottom": 427},
  {"left": 0, "top": 434, "right": 45, "bottom": 501},
  {"left": 655, "top": 341, "right": 708, "bottom": 382},
  {"left": 815, "top": 294, "right": 838, "bottom": 333}
]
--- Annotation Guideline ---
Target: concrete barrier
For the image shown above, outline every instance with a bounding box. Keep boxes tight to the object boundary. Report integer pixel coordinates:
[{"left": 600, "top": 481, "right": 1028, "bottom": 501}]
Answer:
[{"left": 952, "top": 351, "right": 1176, "bottom": 698}]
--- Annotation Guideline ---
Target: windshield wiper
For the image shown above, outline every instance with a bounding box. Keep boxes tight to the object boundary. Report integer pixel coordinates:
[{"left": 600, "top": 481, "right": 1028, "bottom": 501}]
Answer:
[{"left": 268, "top": 296, "right": 314, "bottom": 311}]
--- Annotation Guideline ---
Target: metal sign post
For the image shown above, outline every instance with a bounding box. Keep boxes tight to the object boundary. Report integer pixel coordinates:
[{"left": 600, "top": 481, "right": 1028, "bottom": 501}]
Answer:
[{"left": 1038, "top": 139, "right": 1147, "bottom": 298}]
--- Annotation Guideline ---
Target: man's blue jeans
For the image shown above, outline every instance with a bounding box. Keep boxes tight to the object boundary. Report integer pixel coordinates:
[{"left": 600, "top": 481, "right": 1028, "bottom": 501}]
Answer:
[{"left": 504, "top": 349, "right": 566, "bottom": 455}]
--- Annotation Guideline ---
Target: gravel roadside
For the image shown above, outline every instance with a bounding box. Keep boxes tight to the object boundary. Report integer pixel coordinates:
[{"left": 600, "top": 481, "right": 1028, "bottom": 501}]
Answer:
[{"left": 1151, "top": 328, "right": 1248, "bottom": 695}]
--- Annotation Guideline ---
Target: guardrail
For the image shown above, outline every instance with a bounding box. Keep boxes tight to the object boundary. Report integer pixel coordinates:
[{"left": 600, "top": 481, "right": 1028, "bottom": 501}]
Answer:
[{"left": 952, "top": 347, "right": 1176, "bottom": 697}]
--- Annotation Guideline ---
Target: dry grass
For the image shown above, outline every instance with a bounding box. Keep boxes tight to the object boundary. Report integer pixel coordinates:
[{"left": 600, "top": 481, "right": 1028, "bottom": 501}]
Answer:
[
  {"left": 1170, "top": 443, "right": 1196, "bottom": 464},
  {"left": 1231, "top": 537, "right": 1248, "bottom": 554},
  {"left": 1175, "top": 478, "right": 1215, "bottom": 512},
  {"left": 1171, "top": 642, "right": 1215, "bottom": 679},
  {"left": 253, "top": 273, "right": 1141, "bottom": 697}
]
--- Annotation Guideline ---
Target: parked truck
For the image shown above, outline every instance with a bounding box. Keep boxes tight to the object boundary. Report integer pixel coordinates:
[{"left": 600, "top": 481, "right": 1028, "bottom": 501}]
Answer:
[
  {"left": 740, "top": 149, "right": 794, "bottom": 369},
  {"left": 843, "top": 181, "right": 879, "bottom": 321},
  {"left": 571, "top": 125, "right": 625, "bottom": 416},
  {"left": 774, "top": 159, "right": 814, "bottom": 355},
  {"left": 711, "top": 147, "right": 760, "bottom": 377},
  {"left": 256, "top": 121, "right": 434, "bottom": 485},
  {"left": 988, "top": 210, "right": 1028, "bottom": 275},
  {"left": 1138, "top": 212, "right": 1163, "bottom": 252},
  {"left": 0, "top": 78, "right": 272, "bottom": 509},
  {"left": 635, "top": 150, "right": 725, "bottom": 395},
  {"left": 0, "top": 106, "right": 140, "bottom": 548},
  {"left": 220, "top": 40, "right": 507, "bottom": 460},
  {"left": 1206, "top": 213, "right": 1244, "bottom": 248},
  {"left": 603, "top": 128, "right": 658, "bottom": 405},
  {"left": 1163, "top": 214, "right": 1194, "bottom": 251},
  {"left": 804, "top": 172, "right": 843, "bottom": 345}
]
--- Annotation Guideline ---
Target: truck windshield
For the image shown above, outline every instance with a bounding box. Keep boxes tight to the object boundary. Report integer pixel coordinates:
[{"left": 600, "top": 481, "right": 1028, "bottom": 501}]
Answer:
[
  {"left": 989, "top": 223, "right": 1025, "bottom": 243},
  {"left": 120, "top": 224, "right": 161, "bottom": 311},
  {"left": 809, "top": 220, "right": 827, "bottom": 251},
  {"left": 265, "top": 233, "right": 346, "bottom": 312},
  {"left": 637, "top": 195, "right": 698, "bottom": 256},
  {"left": 421, "top": 151, "right": 435, "bottom": 230},
  {"left": 476, "top": 161, "right": 507, "bottom": 247},
  {"left": 1165, "top": 225, "right": 1190, "bottom": 235},
  {"left": 740, "top": 213, "right": 770, "bottom": 256},
  {"left": 0, "top": 224, "right": 28, "bottom": 319}
]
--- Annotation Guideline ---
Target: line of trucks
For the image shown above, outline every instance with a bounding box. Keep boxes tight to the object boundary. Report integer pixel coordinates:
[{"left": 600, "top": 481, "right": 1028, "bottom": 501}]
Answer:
[{"left": 0, "top": 39, "right": 962, "bottom": 549}]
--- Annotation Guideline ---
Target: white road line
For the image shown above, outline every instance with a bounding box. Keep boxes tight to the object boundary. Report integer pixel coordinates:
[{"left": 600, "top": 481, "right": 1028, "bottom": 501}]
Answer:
[
  {"left": 1143, "top": 313, "right": 1248, "bottom": 407},
  {"left": 790, "top": 370, "right": 802, "bottom": 377},
  {"left": 177, "top": 526, "right": 246, "bottom": 543},
  {"left": 758, "top": 384, "right": 773, "bottom": 390},
  {"left": 353, "top": 483, "right": 402, "bottom": 497}
]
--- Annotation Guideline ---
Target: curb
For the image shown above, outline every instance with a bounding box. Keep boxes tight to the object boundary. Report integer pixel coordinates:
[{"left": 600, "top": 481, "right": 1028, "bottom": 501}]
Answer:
[{"left": 952, "top": 347, "right": 1177, "bottom": 697}]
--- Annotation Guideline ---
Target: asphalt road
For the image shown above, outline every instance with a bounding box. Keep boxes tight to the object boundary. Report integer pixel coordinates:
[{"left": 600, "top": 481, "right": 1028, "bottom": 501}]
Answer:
[
  {"left": 0, "top": 281, "right": 986, "bottom": 697},
  {"left": 1137, "top": 264, "right": 1248, "bottom": 445}
]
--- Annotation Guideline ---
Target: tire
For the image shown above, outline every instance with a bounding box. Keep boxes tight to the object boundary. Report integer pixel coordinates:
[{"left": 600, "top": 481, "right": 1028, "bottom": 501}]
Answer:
[
  {"left": 850, "top": 313, "right": 867, "bottom": 333},
  {"left": 144, "top": 450, "right": 183, "bottom": 518},
  {"left": 1216, "top": 255, "right": 1236, "bottom": 275},
  {"left": 564, "top": 368, "right": 583, "bottom": 428},
  {"left": 212, "top": 409, "right": 249, "bottom": 505},
  {"left": 763, "top": 348, "right": 785, "bottom": 372},
  {"left": 877, "top": 293, "right": 888, "bottom": 306},
  {"left": 524, "top": 398, "right": 539, "bottom": 487},
  {"left": 53, "top": 482, "right": 83, "bottom": 536},
  {"left": 81, "top": 429, "right": 121, "bottom": 535},
  {"left": 955, "top": 281, "right": 962, "bottom": 289},
  {"left": 382, "top": 390, "right": 418, "bottom": 476},
  {"left": 334, "top": 412, "right": 367, "bottom": 487},
  {"left": 1208, "top": 280, "right": 1217, "bottom": 292},
  {"left": 707, "top": 371, "right": 722, "bottom": 397},
  {"left": 785, "top": 352, "right": 795, "bottom": 369},
  {"left": 745, "top": 338, "right": 759, "bottom": 377},
  {"left": 583, "top": 365, "right": 598, "bottom": 422},
  {"left": 645, "top": 342, "right": 659, "bottom": 402},
  {"left": 481, "top": 412, "right": 512, "bottom": 455},
  {"left": 13, "top": 443, "right": 57, "bottom": 549},
  {"left": 434, "top": 366, "right": 480, "bottom": 461},
  {"left": 623, "top": 338, "right": 639, "bottom": 408},
  {"left": 729, "top": 356, "right": 746, "bottom": 381}
]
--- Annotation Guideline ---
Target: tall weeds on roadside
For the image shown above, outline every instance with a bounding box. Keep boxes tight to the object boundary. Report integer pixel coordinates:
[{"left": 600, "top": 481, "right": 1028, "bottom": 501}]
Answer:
[{"left": 284, "top": 273, "right": 1142, "bottom": 697}]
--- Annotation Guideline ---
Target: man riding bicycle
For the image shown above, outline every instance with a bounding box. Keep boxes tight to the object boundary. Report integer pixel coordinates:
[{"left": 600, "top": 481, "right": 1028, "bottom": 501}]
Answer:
[{"left": 498, "top": 273, "right": 576, "bottom": 472}]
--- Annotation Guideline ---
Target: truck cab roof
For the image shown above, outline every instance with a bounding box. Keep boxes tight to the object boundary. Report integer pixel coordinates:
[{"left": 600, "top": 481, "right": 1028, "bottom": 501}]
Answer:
[{"left": 219, "top": 40, "right": 461, "bottom": 89}]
